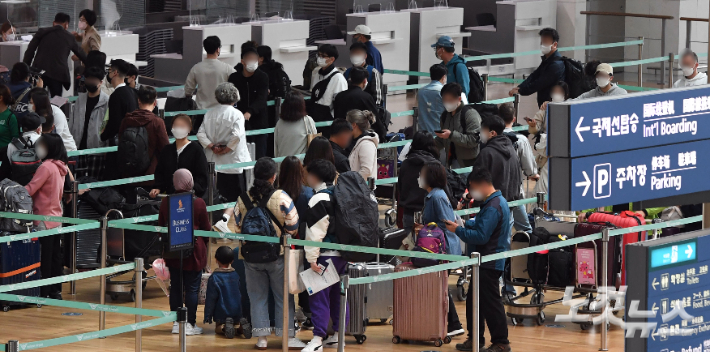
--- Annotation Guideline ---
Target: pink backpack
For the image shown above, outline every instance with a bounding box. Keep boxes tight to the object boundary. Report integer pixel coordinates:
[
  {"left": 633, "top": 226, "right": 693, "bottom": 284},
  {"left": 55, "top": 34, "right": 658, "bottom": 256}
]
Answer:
[{"left": 411, "top": 223, "right": 447, "bottom": 267}]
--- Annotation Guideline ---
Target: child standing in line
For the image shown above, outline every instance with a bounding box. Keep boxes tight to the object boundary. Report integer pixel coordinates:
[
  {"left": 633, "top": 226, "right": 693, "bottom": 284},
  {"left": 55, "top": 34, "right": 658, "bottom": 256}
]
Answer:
[{"left": 204, "top": 246, "right": 250, "bottom": 339}]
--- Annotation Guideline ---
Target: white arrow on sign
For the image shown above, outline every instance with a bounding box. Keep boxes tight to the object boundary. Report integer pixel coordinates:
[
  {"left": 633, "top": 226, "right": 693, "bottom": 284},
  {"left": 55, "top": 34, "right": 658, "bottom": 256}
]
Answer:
[
  {"left": 686, "top": 244, "right": 693, "bottom": 258},
  {"left": 576, "top": 116, "right": 591, "bottom": 142},
  {"left": 652, "top": 302, "right": 658, "bottom": 313},
  {"left": 575, "top": 171, "right": 591, "bottom": 197},
  {"left": 652, "top": 278, "right": 659, "bottom": 290}
]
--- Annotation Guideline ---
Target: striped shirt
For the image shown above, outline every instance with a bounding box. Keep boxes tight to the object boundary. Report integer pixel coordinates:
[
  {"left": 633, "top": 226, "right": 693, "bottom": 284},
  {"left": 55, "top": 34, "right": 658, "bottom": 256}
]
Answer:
[
  {"left": 235, "top": 189, "right": 300, "bottom": 238},
  {"left": 305, "top": 182, "right": 339, "bottom": 263}
]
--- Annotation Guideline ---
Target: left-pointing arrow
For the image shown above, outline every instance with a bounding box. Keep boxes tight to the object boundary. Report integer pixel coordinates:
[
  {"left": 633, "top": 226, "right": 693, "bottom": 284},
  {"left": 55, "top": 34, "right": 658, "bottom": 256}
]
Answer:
[
  {"left": 576, "top": 116, "right": 591, "bottom": 142},
  {"left": 575, "top": 171, "right": 591, "bottom": 197}
]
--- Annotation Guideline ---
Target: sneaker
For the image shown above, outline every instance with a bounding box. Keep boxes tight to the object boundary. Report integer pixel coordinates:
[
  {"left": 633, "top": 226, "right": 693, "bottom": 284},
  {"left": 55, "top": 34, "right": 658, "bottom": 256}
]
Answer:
[
  {"left": 448, "top": 323, "right": 465, "bottom": 337},
  {"left": 224, "top": 318, "right": 235, "bottom": 339},
  {"left": 49, "top": 292, "right": 62, "bottom": 300},
  {"left": 322, "top": 334, "right": 341, "bottom": 349},
  {"left": 456, "top": 340, "right": 473, "bottom": 352},
  {"left": 172, "top": 322, "right": 179, "bottom": 334},
  {"left": 213, "top": 219, "right": 231, "bottom": 233},
  {"left": 301, "top": 317, "right": 314, "bottom": 330},
  {"left": 256, "top": 336, "right": 268, "bottom": 350},
  {"left": 240, "top": 318, "right": 252, "bottom": 339},
  {"left": 301, "top": 337, "right": 323, "bottom": 352},
  {"left": 185, "top": 324, "right": 203, "bottom": 336},
  {"left": 483, "top": 343, "right": 511, "bottom": 352},
  {"left": 288, "top": 337, "right": 307, "bottom": 350}
]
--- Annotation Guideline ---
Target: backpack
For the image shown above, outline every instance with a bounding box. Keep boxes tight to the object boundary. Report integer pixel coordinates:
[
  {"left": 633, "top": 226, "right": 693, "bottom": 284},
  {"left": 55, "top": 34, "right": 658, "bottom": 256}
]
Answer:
[
  {"left": 445, "top": 167, "right": 466, "bottom": 205},
  {"left": 331, "top": 171, "right": 379, "bottom": 262},
  {"left": 270, "top": 66, "right": 291, "bottom": 99},
  {"left": 0, "top": 178, "right": 33, "bottom": 232},
  {"left": 455, "top": 62, "right": 485, "bottom": 103},
  {"left": 411, "top": 223, "right": 447, "bottom": 268},
  {"left": 239, "top": 190, "right": 283, "bottom": 264},
  {"left": 553, "top": 56, "right": 595, "bottom": 99},
  {"left": 503, "top": 131, "right": 520, "bottom": 152},
  {"left": 10, "top": 136, "right": 41, "bottom": 186},
  {"left": 118, "top": 125, "right": 151, "bottom": 175}
]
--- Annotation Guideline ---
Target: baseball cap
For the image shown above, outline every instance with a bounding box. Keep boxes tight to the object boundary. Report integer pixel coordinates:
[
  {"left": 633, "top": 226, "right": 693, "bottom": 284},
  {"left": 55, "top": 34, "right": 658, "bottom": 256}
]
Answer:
[
  {"left": 595, "top": 63, "right": 613, "bottom": 76},
  {"left": 431, "top": 36, "right": 455, "bottom": 48},
  {"left": 347, "top": 24, "right": 371, "bottom": 36},
  {"left": 21, "top": 112, "right": 46, "bottom": 132}
]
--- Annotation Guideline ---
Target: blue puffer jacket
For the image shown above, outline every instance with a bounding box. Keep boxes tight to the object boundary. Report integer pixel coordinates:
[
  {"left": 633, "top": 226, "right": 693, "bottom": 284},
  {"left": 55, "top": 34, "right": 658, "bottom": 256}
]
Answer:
[
  {"left": 454, "top": 190, "right": 511, "bottom": 271},
  {"left": 203, "top": 268, "right": 242, "bottom": 324}
]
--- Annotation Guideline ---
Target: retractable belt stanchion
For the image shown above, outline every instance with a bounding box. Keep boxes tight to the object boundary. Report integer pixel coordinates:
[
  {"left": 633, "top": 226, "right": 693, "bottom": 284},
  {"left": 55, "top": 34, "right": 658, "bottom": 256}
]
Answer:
[
  {"left": 207, "top": 162, "right": 216, "bottom": 269},
  {"left": 282, "top": 235, "right": 289, "bottom": 352},
  {"left": 178, "top": 307, "right": 188, "bottom": 352},
  {"left": 599, "top": 228, "right": 610, "bottom": 351},
  {"left": 638, "top": 37, "right": 644, "bottom": 88},
  {"left": 471, "top": 252, "right": 481, "bottom": 352},
  {"left": 71, "top": 180, "right": 79, "bottom": 295},
  {"left": 6, "top": 340, "right": 18, "bottom": 352},
  {"left": 668, "top": 53, "right": 675, "bottom": 88},
  {"left": 482, "top": 74, "right": 489, "bottom": 101},
  {"left": 412, "top": 107, "right": 419, "bottom": 133},
  {"left": 382, "top": 84, "right": 388, "bottom": 110},
  {"left": 99, "top": 215, "right": 108, "bottom": 333},
  {"left": 337, "top": 276, "right": 349, "bottom": 352},
  {"left": 513, "top": 94, "right": 520, "bottom": 119},
  {"left": 135, "top": 257, "right": 144, "bottom": 352}
]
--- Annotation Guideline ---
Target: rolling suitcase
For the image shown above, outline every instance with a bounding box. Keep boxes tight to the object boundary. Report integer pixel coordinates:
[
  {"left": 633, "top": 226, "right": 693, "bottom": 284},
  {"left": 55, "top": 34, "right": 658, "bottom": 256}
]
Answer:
[
  {"left": 587, "top": 211, "right": 646, "bottom": 285},
  {"left": 0, "top": 231, "right": 41, "bottom": 311},
  {"left": 574, "top": 222, "right": 619, "bottom": 288},
  {"left": 510, "top": 231, "right": 530, "bottom": 283},
  {"left": 380, "top": 227, "right": 408, "bottom": 265},
  {"left": 346, "top": 263, "right": 367, "bottom": 344},
  {"left": 365, "top": 262, "right": 394, "bottom": 323},
  {"left": 392, "top": 263, "right": 450, "bottom": 347}
]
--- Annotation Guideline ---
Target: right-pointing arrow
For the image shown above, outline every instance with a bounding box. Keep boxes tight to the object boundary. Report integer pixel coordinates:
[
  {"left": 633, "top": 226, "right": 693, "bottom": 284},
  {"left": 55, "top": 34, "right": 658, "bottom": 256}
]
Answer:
[
  {"left": 576, "top": 116, "right": 591, "bottom": 142},
  {"left": 575, "top": 171, "right": 591, "bottom": 197}
]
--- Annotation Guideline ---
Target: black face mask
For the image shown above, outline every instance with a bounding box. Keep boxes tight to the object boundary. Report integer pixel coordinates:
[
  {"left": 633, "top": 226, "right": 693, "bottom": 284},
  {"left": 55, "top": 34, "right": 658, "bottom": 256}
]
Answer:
[{"left": 85, "top": 84, "right": 99, "bottom": 93}]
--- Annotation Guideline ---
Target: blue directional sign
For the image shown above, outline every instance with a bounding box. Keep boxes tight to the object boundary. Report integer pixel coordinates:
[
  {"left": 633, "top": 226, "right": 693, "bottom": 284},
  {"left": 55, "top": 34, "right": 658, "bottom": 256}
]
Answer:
[
  {"left": 549, "top": 85, "right": 710, "bottom": 158},
  {"left": 651, "top": 241, "right": 697, "bottom": 269},
  {"left": 168, "top": 192, "right": 194, "bottom": 252},
  {"left": 550, "top": 139, "right": 709, "bottom": 211}
]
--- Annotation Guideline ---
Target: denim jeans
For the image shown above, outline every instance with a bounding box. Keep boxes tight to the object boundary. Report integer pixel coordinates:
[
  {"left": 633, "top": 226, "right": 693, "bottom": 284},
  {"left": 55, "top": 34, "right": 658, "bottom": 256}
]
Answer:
[
  {"left": 244, "top": 256, "right": 295, "bottom": 337},
  {"left": 169, "top": 269, "right": 201, "bottom": 326},
  {"left": 511, "top": 204, "right": 532, "bottom": 233},
  {"left": 501, "top": 210, "right": 517, "bottom": 295}
]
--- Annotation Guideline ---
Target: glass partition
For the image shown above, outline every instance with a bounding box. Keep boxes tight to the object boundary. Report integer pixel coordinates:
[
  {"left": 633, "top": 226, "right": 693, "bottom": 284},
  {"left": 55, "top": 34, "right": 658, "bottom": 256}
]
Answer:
[
  {"left": 97, "top": 0, "right": 145, "bottom": 32},
  {"left": 4, "top": 0, "right": 39, "bottom": 36}
]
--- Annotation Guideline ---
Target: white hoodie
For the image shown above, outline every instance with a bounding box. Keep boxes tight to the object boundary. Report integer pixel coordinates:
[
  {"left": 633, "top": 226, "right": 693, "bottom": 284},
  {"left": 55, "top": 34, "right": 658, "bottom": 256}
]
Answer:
[
  {"left": 348, "top": 131, "right": 379, "bottom": 181},
  {"left": 673, "top": 71, "right": 708, "bottom": 88}
]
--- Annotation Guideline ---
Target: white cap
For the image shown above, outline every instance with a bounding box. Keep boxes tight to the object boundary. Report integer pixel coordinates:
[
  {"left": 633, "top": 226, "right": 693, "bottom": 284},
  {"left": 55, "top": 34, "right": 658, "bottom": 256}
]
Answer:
[{"left": 347, "top": 24, "right": 371, "bottom": 36}]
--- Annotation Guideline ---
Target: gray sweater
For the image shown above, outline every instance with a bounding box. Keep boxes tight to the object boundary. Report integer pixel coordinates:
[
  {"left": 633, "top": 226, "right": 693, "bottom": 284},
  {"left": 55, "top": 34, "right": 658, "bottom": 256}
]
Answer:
[
  {"left": 573, "top": 84, "right": 628, "bottom": 100},
  {"left": 435, "top": 105, "right": 482, "bottom": 167}
]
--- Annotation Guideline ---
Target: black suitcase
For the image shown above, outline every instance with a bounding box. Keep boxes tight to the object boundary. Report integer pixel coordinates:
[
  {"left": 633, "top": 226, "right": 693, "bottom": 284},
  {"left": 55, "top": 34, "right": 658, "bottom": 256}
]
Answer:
[
  {"left": 0, "top": 231, "right": 41, "bottom": 311},
  {"left": 379, "top": 227, "right": 408, "bottom": 264}
]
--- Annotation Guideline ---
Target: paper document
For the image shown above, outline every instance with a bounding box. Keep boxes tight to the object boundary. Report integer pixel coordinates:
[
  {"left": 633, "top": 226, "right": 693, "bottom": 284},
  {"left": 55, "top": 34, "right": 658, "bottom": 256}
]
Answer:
[{"left": 299, "top": 259, "right": 341, "bottom": 295}]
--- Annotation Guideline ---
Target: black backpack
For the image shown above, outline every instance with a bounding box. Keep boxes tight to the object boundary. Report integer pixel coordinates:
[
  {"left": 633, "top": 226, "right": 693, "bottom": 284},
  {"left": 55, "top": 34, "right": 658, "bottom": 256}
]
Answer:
[
  {"left": 239, "top": 190, "right": 283, "bottom": 263},
  {"left": 10, "top": 136, "right": 41, "bottom": 186},
  {"left": 118, "top": 125, "right": 151, "bottom": 175},
  {"left": 554, "top": 56, "right": 594, "bottom": 99},
  {"left": 270, "top": 66, "right": 291, "bottom": 99},
  {"left": 455, "top": 62, "right": 485, "bottom": 103},
  {"left": 331, "top": 171, "right": 379, "bottom": 262},
  {"left": 445, "top": 167, "right": 467, "bottom": 207}
]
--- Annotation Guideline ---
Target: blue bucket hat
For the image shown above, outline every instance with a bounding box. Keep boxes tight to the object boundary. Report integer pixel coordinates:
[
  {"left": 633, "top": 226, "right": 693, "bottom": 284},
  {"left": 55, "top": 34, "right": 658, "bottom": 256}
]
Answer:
[{"left": 431, "top": 36, "right": 455, "bottom": 48}]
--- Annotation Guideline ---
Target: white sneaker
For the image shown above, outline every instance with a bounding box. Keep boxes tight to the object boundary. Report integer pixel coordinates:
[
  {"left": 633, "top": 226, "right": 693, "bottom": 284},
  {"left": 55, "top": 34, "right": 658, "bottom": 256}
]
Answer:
[
  {"left": 301, "top": 337, "right": 323, "bottom": 352},
  {"left": 322, "top": 335, "right": 341, "bottom": 349},
  {"left": 171, "top": 322, "right": 179, "bottom": 334},
  {"left": 185, "top": 324, "right": 203, "bottom": 336},
  {"left": 256, "top": 336, "right": 268, "bottom": 350},
  {"left": 213, "top": 220, "right": 231, "bottom": 233},
  {"left": 288, "top": 337, "right": 307, "bottom": 350}
]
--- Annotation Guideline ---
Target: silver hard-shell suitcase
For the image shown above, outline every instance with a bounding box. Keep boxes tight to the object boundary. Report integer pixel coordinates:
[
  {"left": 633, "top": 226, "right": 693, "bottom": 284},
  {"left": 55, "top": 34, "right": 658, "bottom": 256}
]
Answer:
[
  {"left": 346, "top": 263, "right": 367, "bottom": 344},
  {"left": 365, "top": 262, "right": 394, "bottom": 323}
]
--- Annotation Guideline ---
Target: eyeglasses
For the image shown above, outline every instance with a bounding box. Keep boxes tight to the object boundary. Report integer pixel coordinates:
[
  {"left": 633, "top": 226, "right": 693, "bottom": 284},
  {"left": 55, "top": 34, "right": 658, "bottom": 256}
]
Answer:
[{"left": 317, "top": 54, "right": 331, "bottom": 59}]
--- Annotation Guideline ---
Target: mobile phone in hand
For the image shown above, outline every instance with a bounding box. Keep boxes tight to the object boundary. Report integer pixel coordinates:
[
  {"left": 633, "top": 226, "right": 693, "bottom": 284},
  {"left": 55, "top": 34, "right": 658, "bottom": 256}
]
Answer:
[{"left": 434, "top": 130, "right": 444, "bottom": 134}]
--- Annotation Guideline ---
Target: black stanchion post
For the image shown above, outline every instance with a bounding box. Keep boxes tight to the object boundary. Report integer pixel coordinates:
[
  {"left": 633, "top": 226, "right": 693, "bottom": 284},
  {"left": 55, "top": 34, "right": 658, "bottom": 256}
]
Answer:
[
  {"left": 6, "top": 340, "right": 18, "bottom": 352},
  {"left": 482, "top": 74, "right": 489, "bottom": 101},
  {"left": 513, "top": 94, "right": 520, "bottom": 119},
  {"left": 382, "top": 83, "right": 388, "bottom": 110},
  {"left": 412, "top": 107, "right": 419, "bottom": 133},
  {"left": 71, "top": 180, "right": 79, "bottom": 295},
  {"left": 99, "top": 215, "right": 107, "bottom": 333},
  {"left": 135, "top": 257, "right": 144, "bottom": 352},
  {"left": 178, "top": 307, "right": 187, "bottom": 352},
  {"left": 638, "top": 37, "right": 644, "bottom": 88},
  {"left": 207, "top": 162, "right": 216, "bottom": 269},
  {"left": 536, "top": 192, "right": 546, "bottom": 209},
  {"left": 667, "top": 52, "right": 674, "bottom": 88}
]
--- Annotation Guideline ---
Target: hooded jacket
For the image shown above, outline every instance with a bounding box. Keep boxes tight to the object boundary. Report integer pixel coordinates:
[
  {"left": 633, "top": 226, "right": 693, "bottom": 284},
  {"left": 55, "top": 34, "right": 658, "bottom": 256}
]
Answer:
[
  {"left": 348, "top": 130, "right": 379, "bottom": 181},
  {"left": 517, "top": 50, "right": 566, "bottom": 107},
  {"left": 473, "top": 135, "right": 522, "bottom": 202},
  {"left": 69, "top": 91, "right": 109, "bottom": 150},
  {"left": 23, "top": 25, "right": 87, "bottom": 87},
  {"left": 398, "top": 149, "right": 440, "bottom": 213},
  {"left": 573, "top": 83, "right": 628, "bottom": 100},
  {"left": 25, "top": 159, "right": 68, "bottom": 229},
  {"left": 673, "top": 72, "right": 708, "bottom": 88},
  {"left": 444, "top": 54, "right": 470, "bottom": 98},
  {"left": 118, "top": 109, "right": 170, "bottom": 177}
]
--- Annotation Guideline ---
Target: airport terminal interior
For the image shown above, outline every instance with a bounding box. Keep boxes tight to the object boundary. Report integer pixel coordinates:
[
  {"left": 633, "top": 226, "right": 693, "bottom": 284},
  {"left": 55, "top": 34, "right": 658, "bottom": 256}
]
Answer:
[{"left": 0, "top": 0, "right": 708, "bottom": 351}]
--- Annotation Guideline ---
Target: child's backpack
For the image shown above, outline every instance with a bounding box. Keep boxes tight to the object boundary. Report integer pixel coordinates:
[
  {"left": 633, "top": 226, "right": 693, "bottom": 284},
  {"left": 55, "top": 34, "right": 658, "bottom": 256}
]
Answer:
[
  {"left": 0, "top": 178, "right": 33, "bottom": 232},
  {"left": 118, "top": 124, "right": 151, "bottom": 176},
  {"left": 411, "top": 223, "right": 447, "bottom": 268},
  {"left": 331, "top": 171, "right": 379, "bottom": 262},
  {"left": 9, "top": 136, "right": 41, "bottom": 186},
  {"left": 239, "top": 190, "right": 282, "bottom": 263}
]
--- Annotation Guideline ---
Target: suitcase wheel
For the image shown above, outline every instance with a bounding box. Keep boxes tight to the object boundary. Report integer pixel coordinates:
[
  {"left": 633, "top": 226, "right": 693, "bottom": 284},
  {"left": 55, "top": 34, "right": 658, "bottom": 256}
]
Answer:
[
  {"left": 510, "top": 317, "right": 520, "bottom": 326},
  {"left": 444, "top": 336, "right": 452, "bottom": 344},
  {"left": 434, "top": 339, "right": 443, "bottom": 347},
  {"left": 456, "top": 284, "right": 467, "bottom": 302},
  {"left": 355, "top": 335, "right": 366, "bottom": 344},
  {"left": 2, "top": 306, "right": 8, "bottom": 312},
  {"left": 36, "top": 304, "right": 42, "bottom": 308},
  {"left": 392, "top": 336, "right": 401, "bottom": 344},
  {"left": 536, "top": 312, "right": 545, "bottom": 326},
  {"left": 384, "top": 209, "right": 396, "bottom": 228}
]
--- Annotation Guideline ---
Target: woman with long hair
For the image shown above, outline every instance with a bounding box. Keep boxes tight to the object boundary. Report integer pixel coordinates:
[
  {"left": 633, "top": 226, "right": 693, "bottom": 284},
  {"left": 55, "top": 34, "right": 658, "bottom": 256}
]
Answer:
[
  {"left": 0, "top": 84, "right": 18, "bottom": 148},
  {"left": 303, "top": 136, "right": 335, "bottom": 167},
  {"left": 274, "top": 91, "right": 316, "bottom": 157}
]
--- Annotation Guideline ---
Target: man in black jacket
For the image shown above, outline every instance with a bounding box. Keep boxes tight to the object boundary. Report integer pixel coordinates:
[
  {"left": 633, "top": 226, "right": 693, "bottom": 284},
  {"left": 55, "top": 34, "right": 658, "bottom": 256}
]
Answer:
[
  {"left": 333, "top": 66, "right": 386, "bottom": 141},
  {"left": 229, "top": 46, "right": 269, "bottom": 158},
  {"left": 328, "top": 118, "right": 352, "bottom": 173},
  {"left": 23, "top": 12, "right": 87, "bottom": 97},
  {"left": 102, "top": 59, "right": 138, "bottom": 180},
  {"left": 508, "top": 28, "right": 565, "bottom": 107}
]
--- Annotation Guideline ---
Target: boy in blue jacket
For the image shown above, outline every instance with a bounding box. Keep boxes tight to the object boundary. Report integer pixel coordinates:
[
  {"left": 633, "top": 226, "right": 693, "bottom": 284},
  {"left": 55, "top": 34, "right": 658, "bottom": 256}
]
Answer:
[
  {"left": 444, "top": 167, "right": 512, "bottom": 352},
  {"left": 204, "top": 246, "right": 249, "bottom": 339}
]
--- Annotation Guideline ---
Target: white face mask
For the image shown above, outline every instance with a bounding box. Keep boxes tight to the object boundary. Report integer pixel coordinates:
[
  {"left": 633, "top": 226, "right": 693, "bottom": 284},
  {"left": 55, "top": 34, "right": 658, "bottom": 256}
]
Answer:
[
  {"left": 435, "top": 48, "right": 442, "bottom": 60},
  {"left": 550, "top": 93, "right": 565, "bottom": 103},
  {"left": 350, "top": 55, "right": 365, "bottom": 66},
  {"left": 443, "top": 101, "right": 459, "bottom": 113},
  {"left": 316, "top": 57, "right": 329, "bottom": 68},
  {"left": 596, "top": 77, "right": 610, "bottom": 88},
  {"left": 480, "top": 131, "right": 490, "bottom": 144},
  {"left": 27, "top": 104, "right": 34, "bottom": 112},
  {"left": 5, "top": 33, "right": 15, "bottom": 41},
  {"left": 682, "top": 65, "right": 695, "bottom": 77},
  {"left": 417, "top": 176, "right": 427, "bottom": 189},
  {"left": 245, "top": 61, "right": 258, "bottom": 73},
  {"left": 35, "top": 145, "right": 47, "bottom": 160},
  {"left": 171, "top": 127, "right": 189, "bottom": 140},
  {"left": 78, "top": 21, "right": 87, "bottom": 30},
  {"left": 471, "top": 189, "right": 485, "bottom": 201},
  {"left": 540, "top": 44, "right": 552, "bottom": 55}
]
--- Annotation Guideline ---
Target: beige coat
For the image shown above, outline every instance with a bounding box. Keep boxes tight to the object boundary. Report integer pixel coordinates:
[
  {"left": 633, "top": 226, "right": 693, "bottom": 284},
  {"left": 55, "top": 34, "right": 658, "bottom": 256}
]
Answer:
[
  {"left": 348, "top": 131, "right": 379, "bottom": 181},
  {"left": 77, "top": 26, "right": 101, "bottom": 53}
]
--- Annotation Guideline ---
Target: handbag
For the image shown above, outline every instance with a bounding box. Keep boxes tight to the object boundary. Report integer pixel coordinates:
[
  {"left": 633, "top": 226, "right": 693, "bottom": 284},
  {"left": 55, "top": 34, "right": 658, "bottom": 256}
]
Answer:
[
  {"left": 198, "top": 272, "right": 210, "bottom": 305},
  {"left": 286, "top": 248, "right": 306, "bottom": 294},
  {"left": 304, "top": 116, "right": 320, "bottom": 146}
]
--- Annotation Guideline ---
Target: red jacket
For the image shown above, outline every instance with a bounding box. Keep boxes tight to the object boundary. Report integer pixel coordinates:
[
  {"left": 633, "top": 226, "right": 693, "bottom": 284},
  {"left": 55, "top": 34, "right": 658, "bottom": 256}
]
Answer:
[
  {"left": 118, "top": 108, "right": 169, "bottom": 177},
  {"left": 159, "top": 196, "right": 211, "bottom": 271}
]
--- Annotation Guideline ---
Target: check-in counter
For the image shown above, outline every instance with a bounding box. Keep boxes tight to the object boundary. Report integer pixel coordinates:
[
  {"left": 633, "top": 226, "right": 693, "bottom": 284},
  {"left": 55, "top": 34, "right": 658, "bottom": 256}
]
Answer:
[
  {"left": 152, "top": 23, "right": 252, "bottom": 85},
  {"left": 250, "top": 19, "right": 316, "bottom": 87},
  {"left": 401, "top": 7, "right": 469, "bottom": 82},
  {"left": 345, "top": 11, "right": 411, "bottom": 89}
]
